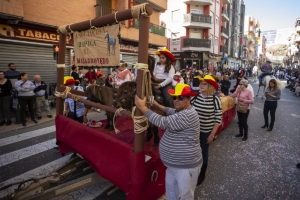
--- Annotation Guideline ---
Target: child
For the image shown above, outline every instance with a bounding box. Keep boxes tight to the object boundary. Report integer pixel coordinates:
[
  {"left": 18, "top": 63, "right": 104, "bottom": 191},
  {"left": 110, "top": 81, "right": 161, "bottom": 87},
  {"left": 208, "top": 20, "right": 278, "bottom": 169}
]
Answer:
[
  {"left": 153, "top": 48, "right": 175, "bottom": 107},
  {"left": 172, "top": 72, "right": 184, "bottom": 87}
]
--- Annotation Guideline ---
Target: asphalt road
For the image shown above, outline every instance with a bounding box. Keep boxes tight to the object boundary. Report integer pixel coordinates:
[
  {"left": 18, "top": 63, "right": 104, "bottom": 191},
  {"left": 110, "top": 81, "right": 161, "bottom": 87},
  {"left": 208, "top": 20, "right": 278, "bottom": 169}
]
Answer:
[{"left": 0, "top": 78, "right": 299, "bottom": 200}]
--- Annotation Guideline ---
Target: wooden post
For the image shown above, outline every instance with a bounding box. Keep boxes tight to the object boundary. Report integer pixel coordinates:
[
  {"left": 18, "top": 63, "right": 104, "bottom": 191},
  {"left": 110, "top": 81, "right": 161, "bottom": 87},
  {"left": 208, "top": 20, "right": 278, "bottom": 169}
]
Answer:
[{"left": 56, "top": 34, "right": 66, "bottom": 116}]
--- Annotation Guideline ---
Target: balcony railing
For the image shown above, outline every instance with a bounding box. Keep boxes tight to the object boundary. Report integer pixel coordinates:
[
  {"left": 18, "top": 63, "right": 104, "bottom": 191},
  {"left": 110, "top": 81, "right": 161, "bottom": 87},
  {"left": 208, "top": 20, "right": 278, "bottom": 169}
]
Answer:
[
  {"left": 94, "top": 5, "right": 117, "bottom": 17},
  {"left": 183, "top": 38, "right": 211, "bottom": 48},
  {"left": 220, "top": 45, "right": 228, "bottom": 54},
  {"left": 184, "top": 13, "right": 212, "bottom": 24},
  {"left": 221, "top": 10, "right": 229, "bottom": 22},
  {"left": 221, "top": 26, "right": 229, "bottom": 36},
  {"left": 134, "top": 19, "right": 166, "bottom": 37}
]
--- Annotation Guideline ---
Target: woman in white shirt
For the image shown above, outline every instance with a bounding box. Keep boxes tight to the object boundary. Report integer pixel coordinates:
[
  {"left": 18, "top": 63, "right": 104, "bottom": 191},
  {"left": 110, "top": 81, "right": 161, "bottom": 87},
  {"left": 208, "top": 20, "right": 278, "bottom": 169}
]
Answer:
[{"left": 153, "top": 48, "right": 175, "bottom": 107}]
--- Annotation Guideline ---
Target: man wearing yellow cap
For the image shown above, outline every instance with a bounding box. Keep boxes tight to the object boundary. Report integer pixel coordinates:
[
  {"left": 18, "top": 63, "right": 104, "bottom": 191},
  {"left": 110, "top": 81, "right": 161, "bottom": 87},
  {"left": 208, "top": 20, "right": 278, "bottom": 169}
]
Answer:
[{"left": 135, "top": 83, "right": 202, "bottom": 200}]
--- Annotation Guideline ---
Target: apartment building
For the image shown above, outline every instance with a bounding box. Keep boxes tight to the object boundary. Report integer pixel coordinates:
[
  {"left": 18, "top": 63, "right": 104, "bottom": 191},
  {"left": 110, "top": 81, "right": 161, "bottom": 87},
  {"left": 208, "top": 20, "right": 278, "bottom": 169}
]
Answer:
[
  {"left": 221, "top": 0, "right": 245, "bottom": 69},
  {"left": 161, "top": 0, "right": 228, "bottom": 70},
  {"left": 0, "top": 0, "right": 167, "bottom": 83}
]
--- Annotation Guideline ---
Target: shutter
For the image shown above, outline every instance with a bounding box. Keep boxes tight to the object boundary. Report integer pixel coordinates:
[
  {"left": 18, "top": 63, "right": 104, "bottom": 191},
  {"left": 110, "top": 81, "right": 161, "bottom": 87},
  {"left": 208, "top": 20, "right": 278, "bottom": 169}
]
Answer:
[
  {"left": 0, "top": 41, "right": 70, "bottom": 85},
  {"left": 121, "top": 53, "right": 138, "bottom": 67}
]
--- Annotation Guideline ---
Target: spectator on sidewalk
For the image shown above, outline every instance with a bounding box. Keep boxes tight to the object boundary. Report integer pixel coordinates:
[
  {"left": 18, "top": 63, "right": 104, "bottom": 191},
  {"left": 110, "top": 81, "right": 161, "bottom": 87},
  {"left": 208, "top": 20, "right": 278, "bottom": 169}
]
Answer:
[
  {"left": 70, "top": 65, "right": 80, "bottom": 86},
  {"left": 33, "top": 75, "right": 52, "bottom": 120},
  {"left": 15, "top": 73, "right": 37, "bottom": 127},
  {"left": 85, "top": 68, "right": 97, "bottom": 84},
  {"left": 5, "top": 63, "right": 20, "bottom": 88},
  {"left": 220, "top": 74, "right": 231, "bottom": 96},
  {"left": 0, "top": 70, "right": 12, "bottom": 126}
]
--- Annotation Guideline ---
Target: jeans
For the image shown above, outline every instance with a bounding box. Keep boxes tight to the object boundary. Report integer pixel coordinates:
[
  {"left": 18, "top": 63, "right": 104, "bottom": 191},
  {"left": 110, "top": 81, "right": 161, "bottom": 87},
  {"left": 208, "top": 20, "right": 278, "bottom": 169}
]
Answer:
[
  {"left": 258, "top": 72, "right": 273, "bottom": 84},
  {"left": 18, "top": 96, "right": 36, "bottom": 123},
  {"left": 160, "top": 83, "right": 173, "bottom": 107},
  {"left": 0, "top": 96, "right": 12, "bottom": 121},
  {"left": 237, "top": 109, "right": 250, "bottom": 136},
  {"left": 165, "top": 165, "right": 201, "bottom": 200},
  {"left": 200, "top": 132, "right": 210, "bottom": 165},
  {"left": 263, "top": 101, "right": 277, "bottom": 129}
]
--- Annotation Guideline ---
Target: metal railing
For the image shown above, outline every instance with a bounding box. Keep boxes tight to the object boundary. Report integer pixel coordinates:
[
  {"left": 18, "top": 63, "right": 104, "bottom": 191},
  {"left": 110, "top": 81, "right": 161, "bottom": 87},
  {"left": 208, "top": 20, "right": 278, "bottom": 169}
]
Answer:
[
  {"left": 222, "top": 9, "right": 229, "bottom": 18},
  {"left": 94, "top": 5, "right": 117, "bottom": 17},
  {"left": 183, "top": 13, "right": 211, "bottom": 24},
  {"left": 183, "top": 38, "right": 211, "bottom": 48},
  {"left": 134, "top": 19, "right": 166, "bottom": 36},
  {"left": 221, "top": 26, "right": 229, "bottom": 36}
]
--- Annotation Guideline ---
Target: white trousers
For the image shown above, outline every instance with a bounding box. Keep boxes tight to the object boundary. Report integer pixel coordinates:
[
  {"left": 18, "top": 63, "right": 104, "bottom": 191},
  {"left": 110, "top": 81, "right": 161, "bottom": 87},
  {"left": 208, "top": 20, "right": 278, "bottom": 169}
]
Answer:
[{"left": 165, "top": 164, "right": 201, "bottom": 200}]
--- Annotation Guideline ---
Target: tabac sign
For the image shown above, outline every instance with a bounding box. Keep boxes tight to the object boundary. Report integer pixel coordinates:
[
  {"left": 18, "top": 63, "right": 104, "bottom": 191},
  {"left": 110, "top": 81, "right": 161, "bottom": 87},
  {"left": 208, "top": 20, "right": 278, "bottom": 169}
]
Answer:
[
  {"left": 0, "top": 24, "right": 72, "bottom": 44},
  {"left": 73, "top": 24, "right": 120, "bottom": 66}
]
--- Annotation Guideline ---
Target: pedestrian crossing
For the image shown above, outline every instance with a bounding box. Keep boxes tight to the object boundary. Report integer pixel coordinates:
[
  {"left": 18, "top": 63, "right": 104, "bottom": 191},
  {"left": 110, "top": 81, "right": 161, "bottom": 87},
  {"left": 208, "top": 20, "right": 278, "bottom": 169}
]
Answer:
[{"left": 0, "top": 125, "right": 117, "bottom": 200}]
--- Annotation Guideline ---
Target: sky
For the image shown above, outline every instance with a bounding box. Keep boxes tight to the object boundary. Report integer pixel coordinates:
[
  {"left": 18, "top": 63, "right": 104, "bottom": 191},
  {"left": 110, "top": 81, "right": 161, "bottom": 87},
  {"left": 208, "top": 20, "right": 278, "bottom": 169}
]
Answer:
[{"left": 244, "top": 0, "right": 300, "bottom": 30}]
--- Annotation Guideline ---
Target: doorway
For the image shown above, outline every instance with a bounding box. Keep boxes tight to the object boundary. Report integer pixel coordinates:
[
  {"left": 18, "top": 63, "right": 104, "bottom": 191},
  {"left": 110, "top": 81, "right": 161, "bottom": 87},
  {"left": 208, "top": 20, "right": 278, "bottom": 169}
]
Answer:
[{"left": 185, "top": 59, "right": 200, "bottom": 70}]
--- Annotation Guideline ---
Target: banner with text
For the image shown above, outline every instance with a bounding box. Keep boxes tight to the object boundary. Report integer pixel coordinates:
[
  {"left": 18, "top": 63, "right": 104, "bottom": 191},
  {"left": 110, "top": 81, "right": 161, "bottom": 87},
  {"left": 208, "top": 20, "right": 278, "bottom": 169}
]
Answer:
[{"left": 74, "top": 24, "right": 120, "bottom": 67}]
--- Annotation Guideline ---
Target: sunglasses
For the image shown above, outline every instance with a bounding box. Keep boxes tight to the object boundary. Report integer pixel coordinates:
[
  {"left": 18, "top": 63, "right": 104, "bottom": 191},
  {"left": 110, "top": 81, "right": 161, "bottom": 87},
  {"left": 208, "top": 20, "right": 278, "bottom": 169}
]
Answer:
[{"left": 172, "top": 96, "right": 185, "bottom": 101}]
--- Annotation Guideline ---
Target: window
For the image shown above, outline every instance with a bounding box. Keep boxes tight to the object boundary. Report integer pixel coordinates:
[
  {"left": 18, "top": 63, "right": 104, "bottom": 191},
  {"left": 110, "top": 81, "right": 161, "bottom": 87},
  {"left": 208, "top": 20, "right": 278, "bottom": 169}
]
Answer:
[
  {"left": 215, "top": 36, "right": 218, "bottom": 46},
  {"left": 209, "top": 34, "right": 213, "bottom": 45},
  {"left": 216, "top": 16, "right": 219, "bottom": 25},
  {"left": 171, "top": 38, "right": 180, "bottom": 45},
  {"left": 191, "top": 9, "right": 202, "bottom": 15},
  {"left": 172, "top": 10, "right": 180, "bottom": 22}
]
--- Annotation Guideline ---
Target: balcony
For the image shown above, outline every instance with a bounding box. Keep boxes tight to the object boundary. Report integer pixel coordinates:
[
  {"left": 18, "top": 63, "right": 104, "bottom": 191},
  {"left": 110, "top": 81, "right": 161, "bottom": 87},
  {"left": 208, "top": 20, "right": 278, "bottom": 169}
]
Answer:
[
  {"left": 221, "top": 26, "right": 229, "bottom": 39},
  {"left": 134, "top": 0, "right": 167, "bottom": 12},
  {"left": 183, "top": 13, "right": 212, "bottom": 29},
  {"left": 94, "top": 5, "right": 117, "bottom": 17},
  {"left": 134, "top": 19, "right": 166, "bottom": 36},
  {"left": 223, "top": 0, "right": 230, "bottom": 4},
  {"left": 220, "top": 45, "right": 228, "bottom": 55},
  {"left": 182, "top": 38, "right": 211, "bottom": 52},
  {"left": 183, "top": 0, "right": 213, "bottom": 6},
  {"left": 221, "top": 10, "right": 229, "bottom": 22}
]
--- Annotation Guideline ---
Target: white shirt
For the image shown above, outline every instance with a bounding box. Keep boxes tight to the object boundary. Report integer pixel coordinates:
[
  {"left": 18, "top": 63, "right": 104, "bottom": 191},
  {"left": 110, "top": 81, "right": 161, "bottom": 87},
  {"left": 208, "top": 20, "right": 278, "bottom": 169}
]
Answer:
[
  {"left": 253, "top": 66, "right": 258, "bottom": 73},
  {"left": 153, "top": 64, "right": 175, "bottom": 87},
  {"left": 64, "top": 86, "right": 86, "bottom": 117}
]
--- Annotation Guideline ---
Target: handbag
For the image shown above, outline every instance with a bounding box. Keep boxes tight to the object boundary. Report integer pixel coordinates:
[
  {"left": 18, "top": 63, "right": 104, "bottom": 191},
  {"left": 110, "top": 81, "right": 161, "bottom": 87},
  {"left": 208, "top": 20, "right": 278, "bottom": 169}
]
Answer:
[{"left": 236, "top": 92, "right": 248, "bottom": 113}]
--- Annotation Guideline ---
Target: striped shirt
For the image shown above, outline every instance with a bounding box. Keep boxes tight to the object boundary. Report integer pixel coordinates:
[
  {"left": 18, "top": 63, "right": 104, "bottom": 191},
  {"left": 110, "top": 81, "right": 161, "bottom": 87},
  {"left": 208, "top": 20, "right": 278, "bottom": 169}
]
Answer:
[
  {"left": 145, "top": 107, "right": 202, "bottom": 169},
  {"left": 265, "top": 88, "right": 281, "bottom": 101},
  {"left": 191, "top": 94, "right": 222, "bottom": 133}
]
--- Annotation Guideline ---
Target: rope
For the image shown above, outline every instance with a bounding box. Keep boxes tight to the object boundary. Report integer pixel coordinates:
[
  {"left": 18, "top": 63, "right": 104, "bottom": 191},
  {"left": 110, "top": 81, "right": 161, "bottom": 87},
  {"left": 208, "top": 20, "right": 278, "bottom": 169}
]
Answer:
[
  {"left": 71, "top": 94, "right": 82, "bottom": 102},
  {"left": 55, "top": 86, "right": 72, "bottom": 99},
  {"left": 114, "top": 11, "right": 118, "bottom": 23},
  {"left": 131, "top": 3, "right": 150, "bottom": 19},
  {"left": 131, "top": 106, "right": 148, "bottom": 134},
  {"left": 57, "top": 25, "right": 68, "bottom": 34},
  {"left": 113, "top": 107, "right": 125, "bottom": 134},
  {"left": 56, "top": 64, "right": 66, "bottom": 68},
  {"left": 68, "top": 24, "right": 74, "bottom": 33},
  {"left": 133, "top": 63, "right": 148, "bottom": 69}
]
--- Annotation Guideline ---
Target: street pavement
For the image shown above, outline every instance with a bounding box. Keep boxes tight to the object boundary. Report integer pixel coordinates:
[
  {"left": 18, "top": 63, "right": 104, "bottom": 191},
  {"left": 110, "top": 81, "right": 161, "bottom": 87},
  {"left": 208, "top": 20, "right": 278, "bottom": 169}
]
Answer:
[{"left": 0, "top": 78, "right": 300, "bottom": 199}]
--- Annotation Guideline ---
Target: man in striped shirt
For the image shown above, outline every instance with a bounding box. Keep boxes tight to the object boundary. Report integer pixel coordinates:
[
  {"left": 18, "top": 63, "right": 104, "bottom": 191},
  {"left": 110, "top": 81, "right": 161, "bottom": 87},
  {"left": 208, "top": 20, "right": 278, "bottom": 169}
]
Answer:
[{"left": 135, "top": 83, "right": 202, "bottom": 200}]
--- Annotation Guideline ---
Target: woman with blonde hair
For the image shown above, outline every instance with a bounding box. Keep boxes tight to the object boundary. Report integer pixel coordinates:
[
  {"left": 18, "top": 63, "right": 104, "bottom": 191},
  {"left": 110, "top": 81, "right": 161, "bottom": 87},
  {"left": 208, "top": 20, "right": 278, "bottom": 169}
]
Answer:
[
  {"left": 191, "top": 75, "right": 222, "bottom": 186},
  {"left": 230, "top": 79, "right": 254, "bottom": 141},
  {"left": 261, "top": 78, "right": 281, "bottom": 131}
]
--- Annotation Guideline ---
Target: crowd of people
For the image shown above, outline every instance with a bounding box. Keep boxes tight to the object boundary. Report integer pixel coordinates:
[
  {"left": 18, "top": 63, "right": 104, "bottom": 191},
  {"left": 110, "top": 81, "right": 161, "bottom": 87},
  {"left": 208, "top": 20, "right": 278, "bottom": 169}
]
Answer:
[{"left": 2, "top": 49, "right": 300, "bottom": 199}]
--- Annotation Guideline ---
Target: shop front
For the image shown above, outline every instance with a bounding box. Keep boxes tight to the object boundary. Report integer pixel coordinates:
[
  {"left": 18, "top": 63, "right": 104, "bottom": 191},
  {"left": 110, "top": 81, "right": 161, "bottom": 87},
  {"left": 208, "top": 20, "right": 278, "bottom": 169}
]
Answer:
[
  {"left": 178, "top": 52, "right": 205, "bottom": 70},
  {"left": 0, "top": 20, "right": 72, "bottom": 84}
]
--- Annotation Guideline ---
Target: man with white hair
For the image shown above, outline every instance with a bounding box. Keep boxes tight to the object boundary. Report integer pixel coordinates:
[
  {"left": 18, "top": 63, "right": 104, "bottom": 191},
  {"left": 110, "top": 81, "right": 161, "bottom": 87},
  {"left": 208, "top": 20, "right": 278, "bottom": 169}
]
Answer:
[{"left": 33, "top": 75, "right": 52, "bottom": 119}]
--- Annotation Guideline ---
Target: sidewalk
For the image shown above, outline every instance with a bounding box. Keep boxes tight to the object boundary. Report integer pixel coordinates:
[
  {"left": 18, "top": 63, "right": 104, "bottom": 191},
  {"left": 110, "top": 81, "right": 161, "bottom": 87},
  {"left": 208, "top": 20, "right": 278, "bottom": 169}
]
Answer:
[{"left": 0, "top": 108, "right": 107, "bottom": 133}]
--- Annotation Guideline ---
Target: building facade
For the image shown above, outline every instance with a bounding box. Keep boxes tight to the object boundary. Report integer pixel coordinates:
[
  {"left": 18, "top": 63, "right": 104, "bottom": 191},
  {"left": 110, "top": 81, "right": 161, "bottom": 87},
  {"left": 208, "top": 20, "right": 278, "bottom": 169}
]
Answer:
[
  {"left": 0, "top": 0, "right": 167, "bottom": 83},
  {"left": 161, "top": 0, "right": 231, "bottom": 71}
]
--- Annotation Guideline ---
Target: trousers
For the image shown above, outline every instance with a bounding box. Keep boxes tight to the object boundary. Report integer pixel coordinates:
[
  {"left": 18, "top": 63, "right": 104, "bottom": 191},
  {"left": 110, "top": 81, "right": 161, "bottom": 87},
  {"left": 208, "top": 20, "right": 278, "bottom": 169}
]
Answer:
[
  {"left": 263, "top": 100, "right": 277, "bottom": 129},
  {"left": 200, "top": 132, "right": 210, "bottom": 165},
  {"left": 165, "top": 164, "right": 201, "bottom": 200},
  {"left": 0, "top": 96, "right": 11, "bottom": 121},
  {"left": 35, "top": 96, "right": 51, "bottom": 116},
  {"left": 18, "top": 96, "right": 35, "bottom": 123}
]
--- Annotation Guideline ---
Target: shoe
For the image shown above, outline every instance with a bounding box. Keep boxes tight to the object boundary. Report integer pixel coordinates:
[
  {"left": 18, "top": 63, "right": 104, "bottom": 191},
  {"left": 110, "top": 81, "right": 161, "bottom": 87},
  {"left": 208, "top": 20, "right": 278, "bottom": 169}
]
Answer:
[
  {"left": 47, "top": 114, "right": 53, "bottom": 118},
  {"left": 267, "top": 128, "right": 272, "bottom": 131},
  {"left": 261, "top": 125, "right": 268, "bottom": 128},
  {"left": 0, "top": 120, "right": 5, "bottom": 126},
  {"left": 6, "top": 120, "right": 12, "bottom": 126},
  {"left": 297, "top": 163, "right": 300, "bottom": 168},
  {"left": 234, "top": 134, "right": 243, "bottom": 137},
  {"left": 242, "top": 137, "right": 248, "bottom": 141},
  {"left": 37, "top": 116, "right": 42, "bottom": 120},
  {"left": 21, "top": 123, "right": 26, "bottom": 127},
  {"left": 32, "top": 120, "right": 38, "bottom": 124}
]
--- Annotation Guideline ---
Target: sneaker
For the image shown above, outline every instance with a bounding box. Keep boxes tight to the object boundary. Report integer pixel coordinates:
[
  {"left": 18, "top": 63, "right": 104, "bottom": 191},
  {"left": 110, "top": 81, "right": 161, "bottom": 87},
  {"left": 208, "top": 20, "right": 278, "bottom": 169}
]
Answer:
[
  {"left": 6, "top": 120, "right": 12, "bottom": 126},
  {"left": 21, "top": 123, "right": 26, "bottom": 127},
  {"left": 234, "top": 134, "right": 243, "bottom": 137},
  {"left": 32, "top": 120, "right": 38, "bottom": 124},
  {"left": 47, "top": 114, "right": 53, "bottom": 118}
]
